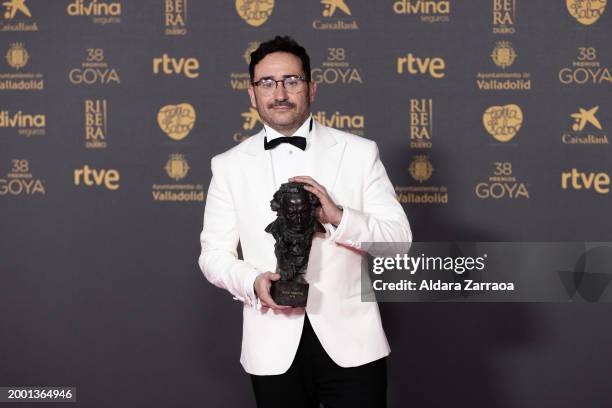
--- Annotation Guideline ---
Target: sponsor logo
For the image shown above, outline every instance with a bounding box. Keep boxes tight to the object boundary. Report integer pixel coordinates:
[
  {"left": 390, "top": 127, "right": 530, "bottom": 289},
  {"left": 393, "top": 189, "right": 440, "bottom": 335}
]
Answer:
[
  {"left": 409, "top": 98, "right": 433, "bottom": 149},
  {"left": 475, "top": 162, "right": 529, "bottom": 199},
  {"left": 229, "top": 41, "right": 260, "bottom": 91},
  {"left": 492, "top": 0, "right": 516, "bottom": 34},
  {"left": 0, "top": 159, "right": 45, "bottom": 196},
  {"left": 164, "top": 0, "right": 187, "bottom": 35},
  {"left": 0, "top": 110, "right": 45, "bottom": 137},
  {"left": 561, "top": 169, "right": 609, "bottom": 194},
  {"left": 312, "top": 111, "right": 365, "bottom": 136},
  {"left": 85, "top": 99, "right": 108, "bottom": 148},
  {"left": 153, "top": 53, "right": 199, "bottom": 78},
  {"left": 566, "top": 0, "right": 607, "bottom": 25},
  {"left": 157, "top": 103, "right": 196, "bottom": 141},
  {"left": 151, "top": 153, "right": 204, "bottom": 202},
  {"left": 562, "top": 105, "right": 608, "bottom": 145},
  {"left": 74, "top": 165, "right": 120, "bottom": 190},
  {"left": 0, "top": 42, "right": 44, "bottom": 90},
  {"left": 235, "top": 0, "right": 274, "bottom": 27},
  {"left": 312, "top": 47, "right": 362, "bottom": 85},
  {"left": 0, "top": 0, "right": 38, "bottom": 31},
  {"left": 482, "top": 104, "right": 523, "bottom": 143},
  {"left": 66, "top": 0, "right": 121, "bottom": 25},
  {"left": 476, "top": 41, "right": 532, "bottom": 91},
  {"left": 397, "top": 53, "right": 445, "bottom": 78},
  {"left": 69, "top": 48, "right": 120, "bottom": 85},
  {"left": 396, "top": 155, "right": 448, "bottom": 205},
  {"left": 393, "top": 0, "right": 450, "bottom": 23},
  {"left": 234, "top": 107, "right": 262, "bottom": 142},
  {"left": 559, "top": 47, "right": 611, "bottom": 86},
  {"left": 313, "top": 0, "right": 358, "bottom": 30}
]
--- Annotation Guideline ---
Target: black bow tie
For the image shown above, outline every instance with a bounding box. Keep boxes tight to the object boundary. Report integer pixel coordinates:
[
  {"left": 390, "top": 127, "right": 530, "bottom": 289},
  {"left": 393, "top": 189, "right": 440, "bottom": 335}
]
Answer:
[{"left": 264, "top": 136, "right": 307, "bottom": 151}]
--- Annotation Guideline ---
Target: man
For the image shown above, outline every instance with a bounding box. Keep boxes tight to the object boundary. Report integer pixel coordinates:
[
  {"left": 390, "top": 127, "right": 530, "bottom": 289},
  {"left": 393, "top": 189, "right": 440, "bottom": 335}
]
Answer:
[{"left": 199, "top": 36, "right": 411, "bottom": 407}]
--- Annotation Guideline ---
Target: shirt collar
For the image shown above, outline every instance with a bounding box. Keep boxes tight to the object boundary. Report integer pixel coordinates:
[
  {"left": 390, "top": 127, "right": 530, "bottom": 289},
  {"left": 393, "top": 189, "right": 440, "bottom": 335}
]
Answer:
[{"left": 263, "top": 114, "right": 313, "bottom": 142}]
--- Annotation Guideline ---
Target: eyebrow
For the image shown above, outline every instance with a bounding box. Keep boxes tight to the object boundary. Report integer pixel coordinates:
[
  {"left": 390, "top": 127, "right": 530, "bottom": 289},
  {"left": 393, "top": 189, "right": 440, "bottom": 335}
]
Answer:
[{"left": 257, "top": 74, "right": 302, "bottom": 81}]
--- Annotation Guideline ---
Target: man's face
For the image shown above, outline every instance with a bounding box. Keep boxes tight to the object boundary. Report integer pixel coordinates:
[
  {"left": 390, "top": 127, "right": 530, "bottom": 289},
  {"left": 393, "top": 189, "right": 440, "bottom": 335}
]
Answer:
[
  {"left": 248, "top": 52, "right": 317, "bottom": 134},
  {"left": 282, "top": 192, "right": 311, "bottom": 233}
]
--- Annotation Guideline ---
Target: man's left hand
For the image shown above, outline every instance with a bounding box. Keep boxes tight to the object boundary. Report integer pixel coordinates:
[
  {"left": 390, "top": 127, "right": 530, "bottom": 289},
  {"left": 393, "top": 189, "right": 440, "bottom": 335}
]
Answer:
[{"left": 289, "top": 176, "right": 343, "bottom": 226}]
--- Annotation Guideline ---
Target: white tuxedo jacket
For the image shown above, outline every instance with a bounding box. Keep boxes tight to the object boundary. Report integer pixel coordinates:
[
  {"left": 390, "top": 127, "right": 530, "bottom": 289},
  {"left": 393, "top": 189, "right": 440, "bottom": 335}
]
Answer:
[{"left": 199, "top": 120, "right": 412, "bottom": 375}]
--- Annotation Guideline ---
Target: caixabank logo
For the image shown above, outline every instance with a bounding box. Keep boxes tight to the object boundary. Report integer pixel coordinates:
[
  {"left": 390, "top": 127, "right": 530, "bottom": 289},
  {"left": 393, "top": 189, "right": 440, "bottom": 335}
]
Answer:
[
  {"left": 0, "top": 109, "right": 45, "bottom": 138},
  {"left": 312, "top": 0, "right": 358, "bottom": 30},
  {"left": 233, "top": 107, "right": 262, "bottom": 142},
  {"left": 229, "top": 41, "right": 260, "bottom": 91},
  {"left": 492, "top": 0, "right": 516, "bottom": 34},
  {"left": 151, "top": 153, "right": 204, "bottom": 202},
  {"left": 0, "top": 159, "right": 45, "bottom": 197},
  {"left": 69, "top": 48, "right": 120, "bottom": 86},
  {"left": 395, "top": 154, "right": 449, "bottom": 205},
  {"left": 562, "top": 105, "right": 608, "bottom": 145},
  {"left": 312, "top": 111, "right": 365, "bottom": 137},
  {"left": 396, "top": 52, "right": 445, "bottom": 79},
  {"left": 392, "top": 0, "right": 450, "bottom": 23},
  {"left": 157, "top": 103, "right": 196, "bottom": 141},
  {"left": 559, "top": 47, "right": 611, "bottom": 86},
  {"left": 1, "top": 42, "right": 44, "bottom": 90},
  {"left": 561, "top": 169, "right": 609, "bottom": 194},
  {"left": 312, "top": 47, "right": 362, "bottom": 85},
  {"left": 475, "top": 162, "right": 529, "bottom": 199},
  {"left": 153, "top": 53, "right": 199, "bottom": 79},
  {"left": 409, "top": 98, "right": 433, "bottom": 149},
  {"left": 0, "top": 0, "right": 38, "bottom": 31},
  {"left": 482, "top": 104, "right": 523, "bottom": 143},
  {"left": 84, "top": 99, "right": 108, "bottom": 149},
  {"left": 476, "top": 41, "right": 532, "bottom": 91},
  {"left": 164, "top": 0, "right": 187, "bottom": 36},
  {"left": 67, "top": 0, "right": 121, "bottom": 25},
  {"left": 566, "top": 0, "right": 607, "bottom": 25},
  {"left": 235, "top": 0, "right": 274, "bottom": 27}
]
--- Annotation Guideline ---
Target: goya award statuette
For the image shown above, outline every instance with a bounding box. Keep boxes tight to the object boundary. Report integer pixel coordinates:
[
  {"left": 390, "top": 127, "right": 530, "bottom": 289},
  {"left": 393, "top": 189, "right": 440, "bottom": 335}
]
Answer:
[{"left": 265, "top": 182, "right": 325, "bottom": 307}]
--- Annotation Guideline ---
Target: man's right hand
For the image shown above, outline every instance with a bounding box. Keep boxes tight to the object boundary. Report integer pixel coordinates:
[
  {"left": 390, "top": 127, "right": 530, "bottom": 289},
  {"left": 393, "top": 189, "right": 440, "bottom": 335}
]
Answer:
[{"left": 254, "top": 272, "right": 292, "bottom": 310}]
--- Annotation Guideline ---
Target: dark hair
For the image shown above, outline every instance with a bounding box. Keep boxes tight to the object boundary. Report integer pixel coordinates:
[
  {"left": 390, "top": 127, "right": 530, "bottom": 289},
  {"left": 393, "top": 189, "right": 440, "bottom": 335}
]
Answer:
[{"left": 249, "top": 35, "right": 311, "bottom": 82}]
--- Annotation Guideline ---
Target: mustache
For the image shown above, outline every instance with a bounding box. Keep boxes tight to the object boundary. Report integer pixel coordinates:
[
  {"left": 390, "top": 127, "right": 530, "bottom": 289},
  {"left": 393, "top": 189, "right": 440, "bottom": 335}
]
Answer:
[{"left": 268, "top": 101, "right": 295, "bottom": 109}]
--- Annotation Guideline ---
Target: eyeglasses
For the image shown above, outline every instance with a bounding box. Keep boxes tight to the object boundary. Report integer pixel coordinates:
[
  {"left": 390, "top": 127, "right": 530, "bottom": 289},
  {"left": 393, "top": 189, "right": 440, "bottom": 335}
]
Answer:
[{"left": 251, "top": 75, "right": 308, "bottom": 95}]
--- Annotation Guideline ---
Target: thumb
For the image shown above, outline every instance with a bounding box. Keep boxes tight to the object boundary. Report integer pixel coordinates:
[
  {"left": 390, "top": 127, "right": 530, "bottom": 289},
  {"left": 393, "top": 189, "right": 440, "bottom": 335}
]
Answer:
[{"left": 270, "top": 273, "right": 282, "bottom": 281}]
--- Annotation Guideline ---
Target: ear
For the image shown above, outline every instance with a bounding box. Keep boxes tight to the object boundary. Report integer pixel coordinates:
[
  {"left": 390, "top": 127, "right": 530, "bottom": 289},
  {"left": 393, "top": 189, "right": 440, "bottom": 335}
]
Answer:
[
  {"left": 308, "top": 81, "right": 317, "bottom": 103},
  {"left": 248, "top": 85, "right": 257, "bottom": 108}
]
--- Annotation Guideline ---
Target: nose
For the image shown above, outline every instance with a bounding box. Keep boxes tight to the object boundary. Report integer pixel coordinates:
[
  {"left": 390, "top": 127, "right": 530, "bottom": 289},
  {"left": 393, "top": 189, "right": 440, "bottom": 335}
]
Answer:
[{"left": 273, "top": 81, "right": 288, "bottom": 99}]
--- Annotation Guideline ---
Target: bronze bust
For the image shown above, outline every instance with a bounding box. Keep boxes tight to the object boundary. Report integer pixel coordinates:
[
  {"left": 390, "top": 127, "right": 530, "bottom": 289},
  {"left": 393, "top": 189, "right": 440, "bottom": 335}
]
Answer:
[{"left": 265, "top": 182, "right": 325, "bottom": 306}]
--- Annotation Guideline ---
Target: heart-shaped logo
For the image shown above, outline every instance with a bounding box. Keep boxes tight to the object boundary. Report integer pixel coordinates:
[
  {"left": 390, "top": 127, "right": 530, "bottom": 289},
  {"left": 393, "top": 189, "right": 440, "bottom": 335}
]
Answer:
[
  {"left": 482, "top": 104, "right": 523, "bottom": 143},
  {"left": 566, "top": 0, "right": 607, "bottom": 26},
  {"left": 157, "top": 103, "right": 196, "bottom": 141}
]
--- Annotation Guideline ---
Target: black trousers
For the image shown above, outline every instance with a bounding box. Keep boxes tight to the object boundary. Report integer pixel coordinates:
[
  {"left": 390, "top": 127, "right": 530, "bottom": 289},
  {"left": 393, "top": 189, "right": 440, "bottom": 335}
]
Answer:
[{"left": 250, "top": 314, "right": 387, "bottom": 408}]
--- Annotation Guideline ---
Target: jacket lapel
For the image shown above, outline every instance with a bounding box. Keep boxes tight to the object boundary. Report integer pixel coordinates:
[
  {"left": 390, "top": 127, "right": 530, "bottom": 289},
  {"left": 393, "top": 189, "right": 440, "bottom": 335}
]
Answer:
[{"left": 310, "top": 120, "right": 346, "bottom": 196}]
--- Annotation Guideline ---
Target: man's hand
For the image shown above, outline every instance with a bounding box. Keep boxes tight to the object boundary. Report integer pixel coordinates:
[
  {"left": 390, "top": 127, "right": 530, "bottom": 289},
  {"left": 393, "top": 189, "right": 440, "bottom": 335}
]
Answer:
[
  {"left": 254, "top": 272, "right": 292, "bottom": 310},
  {"left": 289, "top": 176, "right": 343, "bottom": 225}
]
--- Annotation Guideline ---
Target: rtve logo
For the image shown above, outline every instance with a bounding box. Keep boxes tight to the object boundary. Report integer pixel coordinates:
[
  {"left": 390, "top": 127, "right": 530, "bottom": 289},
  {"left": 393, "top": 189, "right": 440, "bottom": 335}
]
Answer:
[
  {"left": 397, "top": 53, "right": 445, "bottom": 78},
  {"left": 74, "top": 165, "right": 120, "bottom": 190},
  {"left": 561, "top": 169, "right": 610, "bottom": 194},
  {"left": 153, "top": 54, "right": 199, "bottom": 78}
]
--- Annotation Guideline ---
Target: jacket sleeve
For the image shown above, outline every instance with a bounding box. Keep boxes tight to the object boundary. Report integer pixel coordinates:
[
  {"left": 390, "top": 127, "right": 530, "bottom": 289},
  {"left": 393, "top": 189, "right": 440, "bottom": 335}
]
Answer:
[
  {"left": 329, "top": 141, "right": 412, "bottom": 256},
  {"left": 198, "top": 155, "right": 261, "bottom": 308}
]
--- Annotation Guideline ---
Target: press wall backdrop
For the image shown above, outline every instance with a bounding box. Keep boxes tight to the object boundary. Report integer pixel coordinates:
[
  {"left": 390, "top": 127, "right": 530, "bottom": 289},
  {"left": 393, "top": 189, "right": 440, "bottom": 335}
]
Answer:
[{"left": 1, "top": 1, "right": 611, "bottom": 407}]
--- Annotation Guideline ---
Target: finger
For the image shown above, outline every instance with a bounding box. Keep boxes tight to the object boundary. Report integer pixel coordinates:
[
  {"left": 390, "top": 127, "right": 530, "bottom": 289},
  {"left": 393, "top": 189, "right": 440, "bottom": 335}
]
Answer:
[
  {"left": 303, "top": 185, "right": 330, "bottom": 204},
  {"left": 290, "top": 176, "right": 324, "bottom": 190}
]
